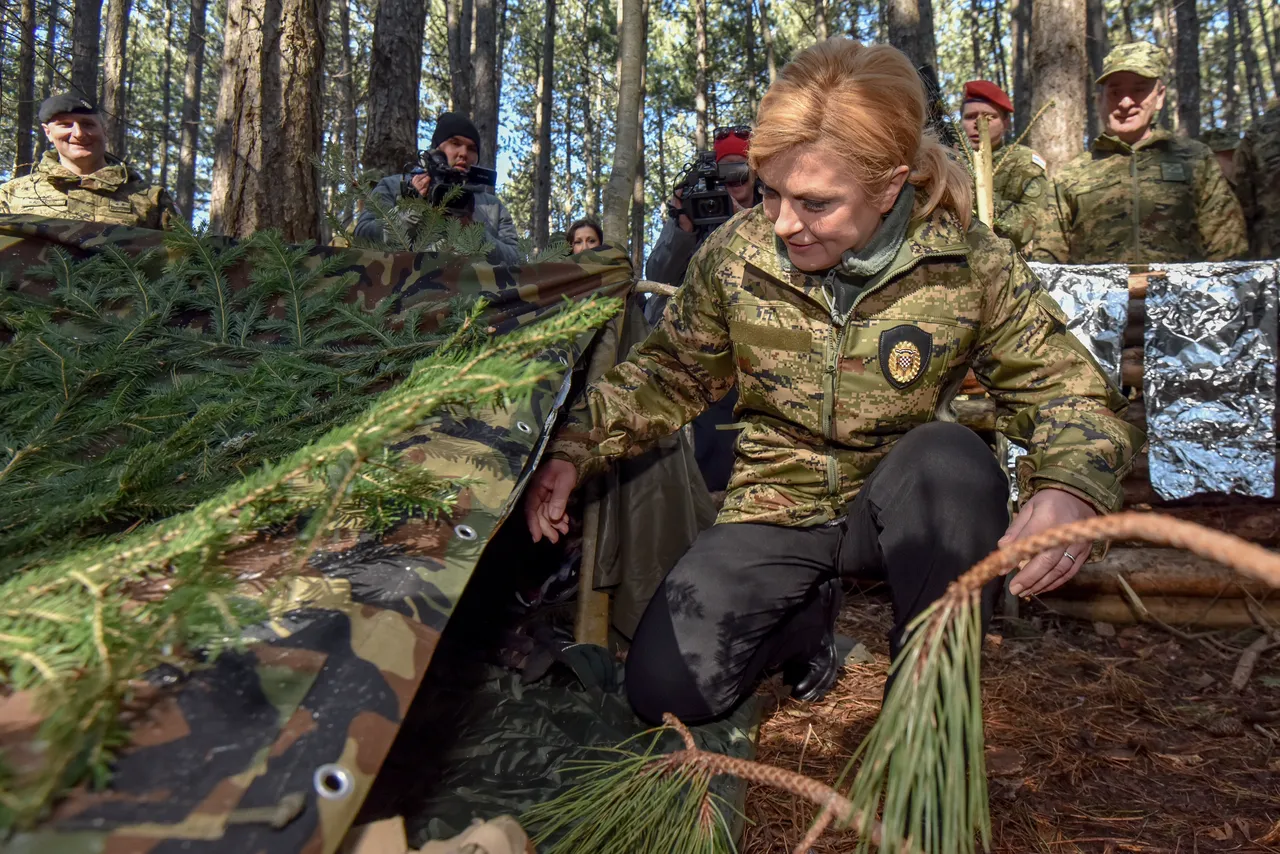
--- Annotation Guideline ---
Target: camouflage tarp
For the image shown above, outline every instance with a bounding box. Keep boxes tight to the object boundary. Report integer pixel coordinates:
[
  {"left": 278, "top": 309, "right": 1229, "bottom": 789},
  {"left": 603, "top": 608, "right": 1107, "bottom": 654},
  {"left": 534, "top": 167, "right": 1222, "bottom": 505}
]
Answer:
[{"left": 0, "top": 215, "right": 633, "bottom": 854}]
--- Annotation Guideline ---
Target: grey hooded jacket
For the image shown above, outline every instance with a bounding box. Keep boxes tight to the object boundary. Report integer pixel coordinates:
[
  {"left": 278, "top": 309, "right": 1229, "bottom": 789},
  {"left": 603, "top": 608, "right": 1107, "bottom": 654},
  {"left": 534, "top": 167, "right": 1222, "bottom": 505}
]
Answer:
[{"left": 352, "top": 173, "right": 521, "bottom": 265}]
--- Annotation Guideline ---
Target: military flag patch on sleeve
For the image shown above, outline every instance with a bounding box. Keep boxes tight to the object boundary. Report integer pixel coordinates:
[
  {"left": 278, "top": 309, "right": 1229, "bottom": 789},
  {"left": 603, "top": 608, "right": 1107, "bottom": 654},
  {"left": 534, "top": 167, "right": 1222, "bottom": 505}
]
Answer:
[{"left": 1031, "top": 152, "right": 1047, "bottom": 172}]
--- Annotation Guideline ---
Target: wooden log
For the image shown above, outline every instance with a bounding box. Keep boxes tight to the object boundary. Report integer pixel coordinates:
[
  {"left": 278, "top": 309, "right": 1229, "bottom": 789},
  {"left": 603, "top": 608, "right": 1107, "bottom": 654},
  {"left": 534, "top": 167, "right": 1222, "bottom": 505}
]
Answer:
[
  {"left": 1057, "top": 547, "right": 1277, "bottom": 599},
  {"left": 1128, "top": 269, "right": 1158, "bottom": 299},
  {"left": 1038, "top": 594, "right": 1280, "bottom": 628},
  {"left": 1121, "top": 346, "right": 1143, "bottom": 389}
]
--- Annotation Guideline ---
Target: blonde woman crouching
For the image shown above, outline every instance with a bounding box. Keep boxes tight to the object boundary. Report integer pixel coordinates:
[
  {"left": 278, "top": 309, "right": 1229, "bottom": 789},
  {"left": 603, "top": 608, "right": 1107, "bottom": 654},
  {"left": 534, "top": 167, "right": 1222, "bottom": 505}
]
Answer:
[{"left": 525, "top": 39, "right": 1142, "bottom": 725}]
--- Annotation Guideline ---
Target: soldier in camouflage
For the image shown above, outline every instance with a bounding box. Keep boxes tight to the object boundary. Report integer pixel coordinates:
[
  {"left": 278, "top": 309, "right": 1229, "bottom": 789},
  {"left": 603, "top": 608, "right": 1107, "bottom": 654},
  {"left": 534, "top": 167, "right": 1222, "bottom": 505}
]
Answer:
[
  {"left": 1200, "top": 128, "right": 1241, "bottom": 188},
  {"left": 1052, "top": 43, "right": 1247, "bottom": 264},
  {"left": 0, "top": 93, "right": 178, "bottom": 229},
  {"left": 525, "top": 40, "right": 1143, "bottom": 726},
  {"left": 1233, "top": 102, "right": 1280, "bottom": 259},
  {"left": 960, "top": 80, "right": 1059, "bottom": 261}
]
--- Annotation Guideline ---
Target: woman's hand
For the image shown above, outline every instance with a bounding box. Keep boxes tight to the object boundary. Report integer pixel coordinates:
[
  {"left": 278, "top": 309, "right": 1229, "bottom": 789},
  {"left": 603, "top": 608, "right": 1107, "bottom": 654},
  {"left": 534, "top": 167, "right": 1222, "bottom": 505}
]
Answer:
[
  {"left": 1000, "top": 488, "right": 1097, "bottom": 597},
  {"left": 524, "top": 459, "right": 578, "bottom": 544}
]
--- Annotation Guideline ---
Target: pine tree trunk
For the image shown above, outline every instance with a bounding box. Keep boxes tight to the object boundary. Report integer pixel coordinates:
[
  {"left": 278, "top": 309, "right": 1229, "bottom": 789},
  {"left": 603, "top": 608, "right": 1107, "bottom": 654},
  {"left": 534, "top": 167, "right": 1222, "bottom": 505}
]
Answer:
[
  {"left": 360, "top": 0, "right": 427, "bottom": 174},
  {"left": 99, "top": 0, "right": 131, "bottom": 156},
  {"left": 1120, "top": 0, "right": 1134, "bottom": 40},
  {"left": 1226, "top": 0, "right": 1240, "bottom": 130},
  {"left": 745, "top": 0, "right": 758, "bottom": 111},
  {"left": 159, "top": 0, "right": 174, "bottom": 187},
  {"left": 601, "top": 0, "right": 643, "bottom": 242},
  {"left": 446, "top": 0, "right": 474, "bottom": 114},
  {"left": 472, "top": 0, "right": 498, "bottom": 167},
  {"left": 1257, "top": 0, "right": 1279, "bottom": 98},
  {"left": 493, "top": 0, "right": 507, "bottom": 156},
  {"left": 532, "top": 0, "right": 555, "bottom": 249},
  {"left": 815, "top": 0, "right": 827, "bottom": 39},
  {"left": 657, "top": 106, "right": 667, "bottom": 198},
  {"left": 758, "top": 0, "right": 777, "bottom": 83},
  {"left": 339, "top": 0, "right": 356, "bottom": 205},
  {"left": 70, "top": 0, "right": 100, "bottom": 99},
  {"left": 0, "top": 4, "right": 9, "bottom": 112},
  {"left": 1174, "top": 0, "right": 1200, "bottom": 137},
  {"left": 991, "top": 0, "right": 1009, "bottom": 90},
  {"left": 1011, "top": 0, "right": 1033, "bottom": 136},
  {"left": 210, "top": 0, "right": 326, "bottom": 239},
  {"left": 694, "top": 0, "right": 708, "bottom": 148},
  {"left": 1231, "top": 0, "right": 1266, "bottom": 118},
  {"left": 176, "top": 0, "right": 206, "bottom": 221},
  {"left": 887, "top": 0, "right": 933, "bottom": 68},
  {"left": 1085, "top": 0, "right": 1107, "bottom": 141},
  {"left": 630, "top": 1, "right": 648, "bottom": 268},
  {"left": 41, "top": 0, "right": 58, "bottom": 99},
  {"left": 970, "top": 0, "right": 982, "bottom": 77},
  {"left": 1030, "top": 0, "right": 1085, "bottom": 174},
  {"left": 580, "top": 19, "right": 596, "bottom": 217},
  {"left": 15, "top": 0, "right": 36, "bottom": 176}
]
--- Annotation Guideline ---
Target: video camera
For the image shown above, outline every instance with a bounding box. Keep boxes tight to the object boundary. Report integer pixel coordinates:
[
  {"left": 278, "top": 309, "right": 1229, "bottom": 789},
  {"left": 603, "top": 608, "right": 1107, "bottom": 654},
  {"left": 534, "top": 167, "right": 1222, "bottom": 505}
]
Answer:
[
  {"left": 669, "top": 151, "right": 752, "bottom": 235},
  {"left": 402, "top": 149, "right": 498, "bottom": 217}
]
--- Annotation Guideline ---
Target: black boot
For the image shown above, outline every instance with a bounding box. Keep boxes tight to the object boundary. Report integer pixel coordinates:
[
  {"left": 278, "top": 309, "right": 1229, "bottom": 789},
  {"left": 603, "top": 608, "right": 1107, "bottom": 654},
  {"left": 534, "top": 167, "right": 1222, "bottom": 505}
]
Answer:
[{"left": 783, "top": 580, "right": 843, "bottom": 702}]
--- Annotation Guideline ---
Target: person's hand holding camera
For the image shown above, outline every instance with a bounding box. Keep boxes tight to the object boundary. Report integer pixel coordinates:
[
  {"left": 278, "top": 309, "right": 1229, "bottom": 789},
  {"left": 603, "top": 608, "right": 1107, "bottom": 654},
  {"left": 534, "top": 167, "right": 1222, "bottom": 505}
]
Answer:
[
  {"left": 668, "top": 188, "right": 695, "bottom": 234},
  {"left": 409, "top": 171, "right": 432, "bottom": 196}
]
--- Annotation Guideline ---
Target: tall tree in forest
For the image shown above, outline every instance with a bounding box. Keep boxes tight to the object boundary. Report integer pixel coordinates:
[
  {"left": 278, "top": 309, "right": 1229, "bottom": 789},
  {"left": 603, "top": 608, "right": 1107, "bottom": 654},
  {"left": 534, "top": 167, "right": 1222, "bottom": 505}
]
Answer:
[
  {"left": 601, "top": 0, "right": 644, "bottom": 242},
  {"left": 473, "top": 0, "right": 498, "bottom": 166},
  {"left": 210, "top": 0, "right": 326, "bottom": 239},
  {"left": 159, "top": 0, "right": 174, "bottom": 186},
  {"left": 176, "top": 0, "right": 206, "bottom": 221},
  {"left": 1257, "top": 0, "right": 1279, "bottom": 98},
  {"left": 1030, "top": 0, "right": 1085, "bottom": 173},
  {"left": 1120, "top": 0, "right": 1135, "bottom": 41},
  {"left": 337, "top": 0, "right": 357, "bottom": 214},
  {"left": 888, "top": 0, "right": 936, "bottom": 68},
  {"left": 970, "top": 0, "right": 983, "bottom": 77},
  {"left": 15, "top": 0, "right": 36, "bottom": 176},
  {"left": 1011, "top": 0, "right": 1033, "bottom": 134},
  {"left": 447, "top": 0, "right": 473, "bottom": 114},
  {"left": 745, "top": 0, "right": 759, "bottom": 111},
  {"left": 1174, "top": 0, "right": 1199, "bottom": 137},
  {"left": 41, "top": 0, "right": 58, "bottom": 100},
  {"left": 630, "top": 0, "right": 649, "bottom": 268},
  {"left": 694, "top": 0, "right": 709, "bottom": 148},
  {"left": 815, "top": 0, "right": 827, "bottom": 39},
  {"left": 1226, "top": 0, "right": 1240, "bottom": 129},
  {"left": 99, "top": 0, "right": 132, "bottom": 156},
  {"left": 758, "top": 0, "right": 777, "bottom": 83},
  {"left": 1085, "top": 0, "right": 1107, "bottom": 140},
  {"left": 1229, "top": 0, "right": 1265, "bottom": 118},
  {"left": 991, "top": 0, "right": 1009, "bottom": 90},
  {"left": 361, "top": 0, "right": 428, "bottom": 174},
  {"left": 70, "top": 0, "right": 101, "bottom": 99},
  {"left": 532, "top": 0, "right": 555, "bottom": 249}
]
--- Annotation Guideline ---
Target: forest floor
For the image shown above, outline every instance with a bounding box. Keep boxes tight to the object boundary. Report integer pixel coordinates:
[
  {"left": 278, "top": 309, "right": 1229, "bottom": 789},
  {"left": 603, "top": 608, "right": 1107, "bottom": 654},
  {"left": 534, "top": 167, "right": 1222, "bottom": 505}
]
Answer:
[{"left": 742, "top": 589, "right": 1280, "bottom": 854}]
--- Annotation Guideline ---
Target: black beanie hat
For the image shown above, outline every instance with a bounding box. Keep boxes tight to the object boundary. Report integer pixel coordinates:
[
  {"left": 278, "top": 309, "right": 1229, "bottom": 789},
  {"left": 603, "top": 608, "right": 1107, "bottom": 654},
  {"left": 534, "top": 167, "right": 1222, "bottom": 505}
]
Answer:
[
  {"left": 39, "top": 92, "right": 98, "bottom": 124},
  {"left": 431, "top": 112, "right": 481, "bottom": 152}
]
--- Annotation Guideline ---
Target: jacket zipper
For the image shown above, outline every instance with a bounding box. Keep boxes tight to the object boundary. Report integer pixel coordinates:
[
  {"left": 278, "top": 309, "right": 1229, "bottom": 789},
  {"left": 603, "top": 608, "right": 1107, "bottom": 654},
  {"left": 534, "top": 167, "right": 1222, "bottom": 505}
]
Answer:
[{"left": 1130, "top": 151, "right": 1140, "bottom": 258}]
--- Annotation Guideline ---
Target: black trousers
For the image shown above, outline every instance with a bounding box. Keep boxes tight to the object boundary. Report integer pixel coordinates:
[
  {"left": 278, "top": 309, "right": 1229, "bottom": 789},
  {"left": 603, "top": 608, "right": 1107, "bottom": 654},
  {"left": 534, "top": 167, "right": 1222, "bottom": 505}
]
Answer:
[{"left": 626, "top": 421, "right": 1009, "bottom": 726}]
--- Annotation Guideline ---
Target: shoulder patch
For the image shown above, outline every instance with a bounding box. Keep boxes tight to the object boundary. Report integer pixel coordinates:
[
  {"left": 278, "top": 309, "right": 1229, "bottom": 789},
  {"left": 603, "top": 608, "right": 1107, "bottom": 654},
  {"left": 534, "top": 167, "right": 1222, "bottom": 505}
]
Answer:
[{"left": 1030, "top": 152, "right": 1047, "bottom": 172}]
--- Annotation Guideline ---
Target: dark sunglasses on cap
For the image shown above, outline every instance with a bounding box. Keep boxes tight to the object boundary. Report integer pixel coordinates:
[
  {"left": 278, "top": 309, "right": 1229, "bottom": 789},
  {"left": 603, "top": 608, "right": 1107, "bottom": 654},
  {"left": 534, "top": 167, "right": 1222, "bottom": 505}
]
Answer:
[{"left": 714, "top": 125, "right": 752, "bottom": 141}]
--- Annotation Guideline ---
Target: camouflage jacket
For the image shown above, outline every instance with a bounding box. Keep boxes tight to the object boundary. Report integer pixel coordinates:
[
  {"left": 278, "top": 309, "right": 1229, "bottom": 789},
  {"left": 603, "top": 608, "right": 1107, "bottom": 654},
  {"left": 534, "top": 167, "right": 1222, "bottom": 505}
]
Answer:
[
  {"left": 989, "top": 142, "right": 1059, "bottom": 261},
  {"left": 549, "top": 205, "right": 1143, "bottom": 526},
  {"left": 1052, "top": 130, "right": 1247, "bottom": 264},
  {"left": 0, "top": 151, "right": 177, "bottom": 229},
  {"left": 1233, "top": 105, "right": 1280, "bottom": 259}
]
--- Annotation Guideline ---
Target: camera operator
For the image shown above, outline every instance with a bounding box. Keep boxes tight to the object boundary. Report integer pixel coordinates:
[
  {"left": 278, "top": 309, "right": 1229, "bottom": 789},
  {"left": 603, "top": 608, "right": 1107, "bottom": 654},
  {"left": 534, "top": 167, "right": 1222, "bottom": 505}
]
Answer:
[
  {"left": 644, "top": 126, "right": 761, "bottom": 289},
  {"left": 353, "top": 112, "right": 520, "bottom": 264}
]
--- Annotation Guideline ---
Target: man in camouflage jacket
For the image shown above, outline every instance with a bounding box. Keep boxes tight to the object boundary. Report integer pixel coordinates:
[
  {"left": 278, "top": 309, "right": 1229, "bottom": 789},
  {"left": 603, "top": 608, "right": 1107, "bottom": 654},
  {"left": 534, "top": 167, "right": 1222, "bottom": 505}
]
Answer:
[
  {"left": 539, "top": 198, "right": 1142, "bottom": 724},
  {"left": 1233, "top": 102, "right": 1280, "bottom": 259},
  {"left": 960, "top": 80, "right": 1059, "bottom": 261},
  {"left": 0, "top": 94, "right": 177, "bottom": 229},
  {"left": 1051, "top": 43, "right": 1246, "bottom": 264}
]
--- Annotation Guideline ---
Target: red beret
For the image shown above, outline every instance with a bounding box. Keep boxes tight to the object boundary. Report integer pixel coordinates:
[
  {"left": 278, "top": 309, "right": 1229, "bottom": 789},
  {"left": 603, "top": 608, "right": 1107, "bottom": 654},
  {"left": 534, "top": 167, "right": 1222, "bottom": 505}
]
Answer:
[
  {"left": 963, "top": 80, "right": 1014, "bottom": 114},
  {"left": 714, "top": 133, "right": 751, "bottom": 162}
]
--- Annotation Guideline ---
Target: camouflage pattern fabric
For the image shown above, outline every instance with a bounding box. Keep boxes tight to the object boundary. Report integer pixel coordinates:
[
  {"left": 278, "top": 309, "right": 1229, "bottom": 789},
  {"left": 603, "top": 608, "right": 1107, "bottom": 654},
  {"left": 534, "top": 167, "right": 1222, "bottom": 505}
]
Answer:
[
  {"left": 1052, "top": 130, "right": 1249, "bottom": 264},
  {"left": 989, "top": 142, "right": 1060, "bottom": 261},
  {"left": 1096, "top": 41, "right": 1170, "bottom": 83},
  {"left": 0, "top": 151, "right": 179, "bottom": 229},
  {"left": 1233, "top": 104, "right": 1280, "bottom": 259},
  {"left": 0, "top": 215, "right": 633, "bottom": 854},
  {"left": 548, "top": 205, "right": 1145, "bottom": 527}
]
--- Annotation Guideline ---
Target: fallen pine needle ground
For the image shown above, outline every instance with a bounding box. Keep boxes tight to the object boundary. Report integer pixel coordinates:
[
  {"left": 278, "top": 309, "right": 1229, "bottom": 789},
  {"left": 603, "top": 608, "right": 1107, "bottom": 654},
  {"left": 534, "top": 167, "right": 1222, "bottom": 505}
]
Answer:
[{"left": 743, "top": 587, "right": 1280, "bottom": 854}]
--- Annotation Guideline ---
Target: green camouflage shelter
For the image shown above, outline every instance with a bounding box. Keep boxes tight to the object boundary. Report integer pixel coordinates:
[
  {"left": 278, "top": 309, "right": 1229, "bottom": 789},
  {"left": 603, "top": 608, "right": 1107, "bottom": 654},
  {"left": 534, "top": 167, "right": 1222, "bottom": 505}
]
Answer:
[{"left": 0, "top": 215, "right": 720, "bottom": 853}]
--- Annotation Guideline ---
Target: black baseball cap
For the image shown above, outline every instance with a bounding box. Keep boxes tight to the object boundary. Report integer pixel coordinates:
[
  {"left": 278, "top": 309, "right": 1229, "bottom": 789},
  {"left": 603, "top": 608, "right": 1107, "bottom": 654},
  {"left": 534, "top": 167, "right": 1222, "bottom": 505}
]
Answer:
[{"left": 39, "top": 93, "right": 98, "bottom": 124}]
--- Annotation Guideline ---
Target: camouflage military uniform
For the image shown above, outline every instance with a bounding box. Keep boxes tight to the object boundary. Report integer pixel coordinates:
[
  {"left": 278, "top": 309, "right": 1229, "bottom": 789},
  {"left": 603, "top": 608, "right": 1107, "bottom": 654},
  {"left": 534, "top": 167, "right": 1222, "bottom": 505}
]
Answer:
[
  {"left": 1052, "top": 133, "right": 1247, "bottom": 264},
  {"left": 1233, "top": 104, "right": 1280, "bottom": 259},
  {"left": 549, "top": 205, "right": 1142, "bottom": 524},
  {"left": 0, "top": 150, "right": 177, "bottom": 228},
  {"left": 989, "top": 142, "right": 1059, "bottom": 261}
]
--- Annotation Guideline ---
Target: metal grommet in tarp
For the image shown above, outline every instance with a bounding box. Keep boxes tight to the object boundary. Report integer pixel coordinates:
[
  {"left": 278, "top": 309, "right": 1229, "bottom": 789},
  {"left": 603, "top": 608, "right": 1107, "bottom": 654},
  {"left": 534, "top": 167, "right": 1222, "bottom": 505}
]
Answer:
[
  {"left": 516, "top": 421, "right": 532, "bottom": 433},
  {"left": 454, "top": 524, "right": 477, "bottom": 541},
  {"left": 313, "top": 764, "right": 353, "bottom": 800}
]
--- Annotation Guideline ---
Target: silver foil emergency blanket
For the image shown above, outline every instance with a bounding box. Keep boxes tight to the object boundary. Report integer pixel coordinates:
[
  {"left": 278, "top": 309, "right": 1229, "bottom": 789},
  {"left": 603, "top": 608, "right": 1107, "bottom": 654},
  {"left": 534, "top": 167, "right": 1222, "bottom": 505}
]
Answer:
[
  {"left": 1007, "top": 265, "right": 1131, "bottom": 501},
  {"left": 1145, "top": 262, "right": 1278, "bottom": 500}
]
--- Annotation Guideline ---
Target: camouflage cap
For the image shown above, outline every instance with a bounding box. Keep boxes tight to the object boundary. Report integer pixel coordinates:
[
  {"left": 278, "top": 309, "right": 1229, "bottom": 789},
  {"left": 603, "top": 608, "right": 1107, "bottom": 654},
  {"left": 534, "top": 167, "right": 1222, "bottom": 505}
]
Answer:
[
  {"left": 1097, "top": 42, "right": 1169, "bottom": 84},
  {"left": 1200, "top": 128, "right": 1240, "bottom": 152}
]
